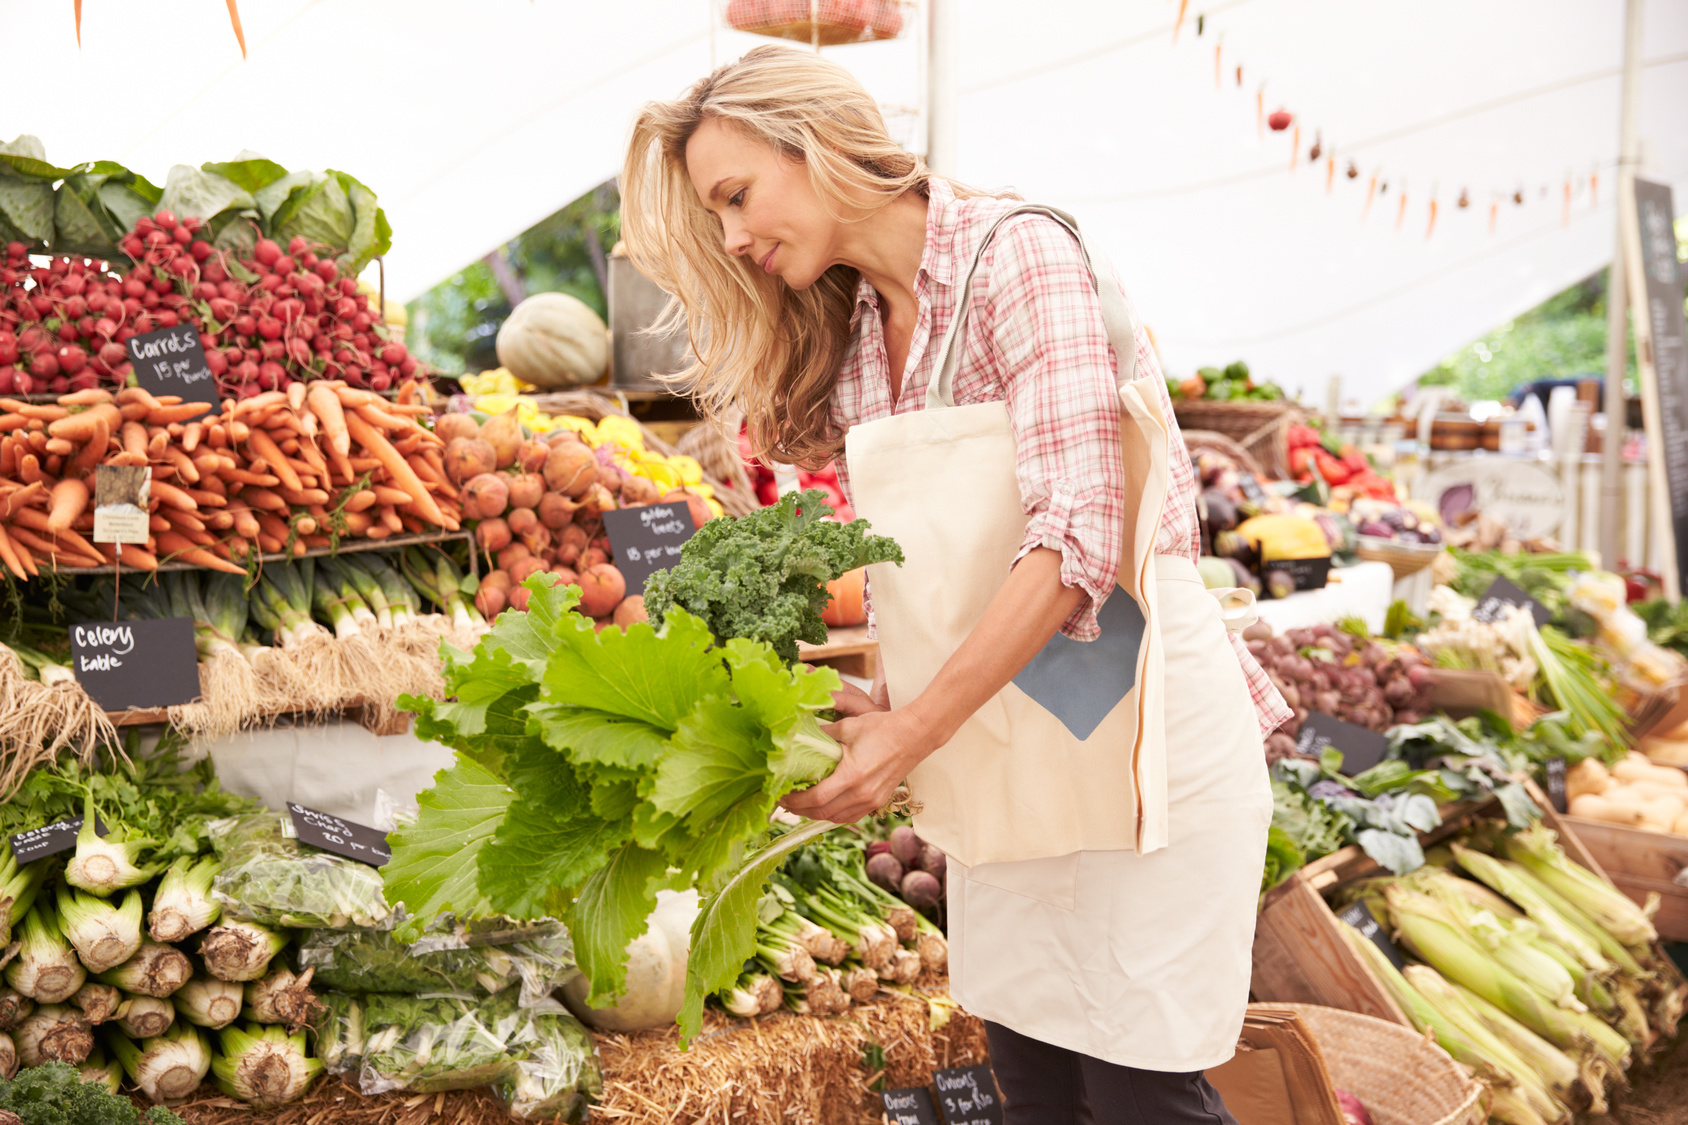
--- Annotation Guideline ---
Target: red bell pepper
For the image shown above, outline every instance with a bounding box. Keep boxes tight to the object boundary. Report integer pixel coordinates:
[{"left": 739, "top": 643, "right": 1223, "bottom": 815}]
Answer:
[{"left": 1315, "top": 451, "right": 1352, "bottom": 485}]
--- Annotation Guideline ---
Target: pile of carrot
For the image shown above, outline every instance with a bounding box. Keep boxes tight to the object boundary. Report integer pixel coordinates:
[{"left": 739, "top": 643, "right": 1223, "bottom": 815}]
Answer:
[{"left": 0, "top": 378, "right": 463, "bottom": 577}]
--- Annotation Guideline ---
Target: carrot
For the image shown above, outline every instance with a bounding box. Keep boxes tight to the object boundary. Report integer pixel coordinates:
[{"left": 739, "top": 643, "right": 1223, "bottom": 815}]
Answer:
[
  {"left": 146, "top": 429, "right": 170, "bottom": 460},
  {"left": 305, "top": 385, "right": 351, "bottom": 458},
  {"left": 149, "top": 479, "right": 199, "bottom": 512},
  {"left": 207, "top": 423, "right": 228, "bottom": 449},
  {"left": 277, "top": 487, "right": 330, "bottom": 507},
  {"left": 11, "top": 507, "right": 101, "bottom": 560},
  {"left": 17, "top": 454, "right": 45, "bottom": 485},
  {"left": 46, "top": 478, "right": 89, "bottom": 534},
  {"left": 0, "top": 481, "right": 41, "bottom": 520},
  {"left": 3, "top": 529, "right": 38, "bottom": 577},
  {"left": 286, "top": 381, "right": 307, "bottom": 413},
  {"left": 295, "top": 439, "right": 330, "bottom": 479},
  {"left": 96, "top": 541, "right": 159, "bottom": 570},
  {"left": 24, "top": 431, "right": 48, "bottom": 454},
  {"left": 43, "top": 454, "right": 63, "bottom": 479},
  {"left": 58, "top": 388, "right": 113, "bottom": 407},
  {"left": 342, "top": 509, "right": 373, "bottom": 536},
  {"left": 371, "top": 485, "right": 413, "bottom": 507},
  {"left": 246, "top": 428, "right": 302, "bottom": 492},
  {"left": 364, "top": 524, "right": 392, "bottom": 541},
  {"left": 391, "top": 433, "right": 423, "bottom": 457},
  {"left": 145, "top": 403, "right": 214, "bottom": 425},
  {"left": 164, "top": 446, "right": 200, "bottom": 484},
  {"left": 44, "top": 438, "right": 77, "bottom": 457},
  {"left": 226, "top": 469, "right": 281, "bottom": 487},
  {"left": 7, "top": 403, "right": 67, "bottom": 422},
  {"left": 241, "top": 488, "right": 288, "bottom": 513},
  {"left": 0, "top": 524, "right": 26, "bottom": 580},
  {"left": 8, "top": 525, "right": 101, "bottom": 567},
  {"left": 233, "top": 391, "right": 287, "bottom": 418},
  {"left": 0, "top": 413, "right": 27, "bottom": 431},
  {"left": 148, "top": 513, "right": 170, "bottom": 533},
  {"left": 203, "top": 509, "right": 235, "bottom": 531},
  {"left": 119, "top": 421, "right": 147, "bottom": 459},
  {"left": 115, "top": 387, "right": 161, "bottom": 408},
  {"left": 48, "top": 402, "right": 122, "bottom": 442},
  {"left": 68, "top": 417, "right": 110, "bottom": 477},
  {"left": 255, "top": 511, "right": 291, "bottom": 543},
  {"left": 341, "top": 488, "right": 377, "bottom": 513},
  {"left": 229, "top": 420, "right": 250, "bottom": 444},
  {"left": 342, "top": 412, "right": 447, "bottom": 526},
  {"left": 153, "top": 530, "right": 246, "bottom": 573},
  {"left": 293, "top": 515, "right": 319, "bottom": 536},
  {"left": 186, "top": 488, "right": 228, "bottom": 508}
]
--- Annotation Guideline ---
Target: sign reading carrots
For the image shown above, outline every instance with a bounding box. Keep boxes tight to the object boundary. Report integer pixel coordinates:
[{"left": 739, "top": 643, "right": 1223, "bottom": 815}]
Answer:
[{"left": 126, "top": 325, "right": 214, "bottom": 398}]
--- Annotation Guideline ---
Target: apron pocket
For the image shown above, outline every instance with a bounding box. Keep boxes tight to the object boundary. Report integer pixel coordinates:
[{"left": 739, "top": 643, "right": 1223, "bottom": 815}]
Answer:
[{"left": 955, "top": 852, "right": 1082, "bottom": 911}]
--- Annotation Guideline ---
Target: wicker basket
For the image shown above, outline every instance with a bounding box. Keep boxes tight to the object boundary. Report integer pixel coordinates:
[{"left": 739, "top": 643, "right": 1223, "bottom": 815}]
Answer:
[
  {"left": 1354, "top": 536, "right": 1444, "bottom": 580},
  {"left": 1172, "top": 400, "right": 1305, "bottom": 480},
  {"left": 724, "top": 0, "right": 906, "bottom": 45},
  {"left": 1261, "top": 1004, "right": 1485, "bottom": 1125},
  {"left": 521, "top": 389, "right": 761, "bottom": 518},
  {"left": 1180, "top": 428, "right": 1266, "bottom": 479}
]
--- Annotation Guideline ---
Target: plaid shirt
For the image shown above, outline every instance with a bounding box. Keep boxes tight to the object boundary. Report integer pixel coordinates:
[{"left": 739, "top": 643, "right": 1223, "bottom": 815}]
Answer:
[{"left": 830, "top": 179, "right": 1290, "bottom": 736}]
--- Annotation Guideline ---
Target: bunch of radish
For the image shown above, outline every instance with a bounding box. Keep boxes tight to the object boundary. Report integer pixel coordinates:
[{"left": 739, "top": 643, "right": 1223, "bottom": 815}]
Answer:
[
  {"left": 444, "top": 407, "right": 716, "bottom": 630},
  {"left": 0, "top": 209, "right": 419, "bottom": 401},
  {"left": 1245, "top": 621, "right": 1433, "bottom": 761},
  {"left": 865, "top": 826, "right": 946, "bottom": 910}
]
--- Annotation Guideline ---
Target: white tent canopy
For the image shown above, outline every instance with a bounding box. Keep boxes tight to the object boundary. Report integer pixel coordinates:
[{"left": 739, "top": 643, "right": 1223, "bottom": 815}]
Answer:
[{"left": 2, "top": 0, "right": 1684, "bottom": 403}]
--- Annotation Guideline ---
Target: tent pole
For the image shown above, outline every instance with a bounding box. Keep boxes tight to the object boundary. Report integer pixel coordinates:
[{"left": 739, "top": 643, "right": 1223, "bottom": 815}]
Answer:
[
  {"left": 927, "top": 0, "right": 957, "bottom": 174},
  {"left": 1600, "top": 0, "right": 1643, "bottom": 571}
]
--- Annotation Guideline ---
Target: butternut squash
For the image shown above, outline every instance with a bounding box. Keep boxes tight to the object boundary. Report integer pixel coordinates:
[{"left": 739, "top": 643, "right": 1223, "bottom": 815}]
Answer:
[{"left": 1569, "top": 793, "right": 1645, "bottom": 826}]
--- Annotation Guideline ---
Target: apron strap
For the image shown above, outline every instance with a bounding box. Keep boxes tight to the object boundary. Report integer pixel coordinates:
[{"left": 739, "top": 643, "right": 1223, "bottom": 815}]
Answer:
[{"left": 926, "top": 204, "right": 1138, "bottom": 411}]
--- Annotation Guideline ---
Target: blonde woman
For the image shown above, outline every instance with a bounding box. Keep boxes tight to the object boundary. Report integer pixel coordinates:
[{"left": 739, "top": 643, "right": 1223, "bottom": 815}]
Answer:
[{"left": 623, "top": 46, "right": 1288, "bottom": 1124}]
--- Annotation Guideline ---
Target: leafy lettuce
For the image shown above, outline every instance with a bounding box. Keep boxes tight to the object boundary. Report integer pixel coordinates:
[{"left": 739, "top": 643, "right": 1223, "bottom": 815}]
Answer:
[{"left": 384, "top": 577, "right": 845, "bottom": 1041}]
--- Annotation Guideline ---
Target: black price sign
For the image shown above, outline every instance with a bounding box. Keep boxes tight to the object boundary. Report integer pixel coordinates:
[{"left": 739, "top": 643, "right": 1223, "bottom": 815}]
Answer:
[
  {"left": 1544, "top": 757, "right": 1569, "bottom": 814},
  {"left": 9, "top": 814, "right": 107, "bottom": 866},
  {"left": 126, "top": 324, "right": 214, "bottom": 398},
  {"left": 1261, "top": 556, "right": 1331, "bottom": 595},
  {"left": 1295, "top": 710, "right": 1391, "bottom": 775},
  {"left": 287, "top": 804, "right": 391, "bottom": 867},
  {"left": 880, "top": 1087, "right": 939, "bottom": 1125},
  {"left": 69, "top": 618, "right": 200, "bottom": 711},
  {"left": 933, "top": 1066, "right": 1003, "bottom": 1125},
  {"left": 602, "top": 501, "right": 697, "bottom": 596},
  {"left": 1632, "top": 180, "right": 1688, "bottom": 596},
  {"left": 1472, "top": 576, "right": 1551, "bottom": 628},
  {"left": 1238, "top": 474, "right": 1267, "bottom": 503},
  {"left": 1339, "top": 900, "right": 1406, "bottom": 972}
]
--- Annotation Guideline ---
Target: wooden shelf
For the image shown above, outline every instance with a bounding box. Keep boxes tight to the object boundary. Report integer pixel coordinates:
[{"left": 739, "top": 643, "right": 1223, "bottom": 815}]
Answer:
[
  {"left": 108, "top": 698, "right": 409, "bottom": 737},
  {"left": 45, "top": 530, "right": 476, "bottom": 577},
  {"left": 798, "top": 624, "right": 877, "bottom": 679}
]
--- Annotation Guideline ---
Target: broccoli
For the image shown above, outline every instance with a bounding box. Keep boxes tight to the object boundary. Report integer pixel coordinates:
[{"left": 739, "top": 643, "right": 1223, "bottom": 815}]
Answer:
[
  {"left": 0, "top": 1062, "right": 185, "bottom": 1125},
  {"left": 643, "top": 489, "right": 903, "bottom": 664}
]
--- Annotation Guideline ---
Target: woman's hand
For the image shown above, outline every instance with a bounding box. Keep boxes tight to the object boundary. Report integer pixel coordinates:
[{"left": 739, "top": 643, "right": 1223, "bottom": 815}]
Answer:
[{"left": 780, "top": 705, "right": 934, "bottom": 825}]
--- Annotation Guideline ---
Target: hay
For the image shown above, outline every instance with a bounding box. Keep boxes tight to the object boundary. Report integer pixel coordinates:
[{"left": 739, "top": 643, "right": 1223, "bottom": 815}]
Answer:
[{"left": 155, "top": 983, "right": 986, "bottom": 1125}]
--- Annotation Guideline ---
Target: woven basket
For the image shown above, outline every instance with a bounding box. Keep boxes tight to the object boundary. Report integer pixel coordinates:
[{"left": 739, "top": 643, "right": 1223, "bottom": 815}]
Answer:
[
  {"left": 1172, "top": 400, "right": 1305, "bottom": 480},
  {"left": 1354, "top": 536, "right": 1444, "bottom": 581},
  {"left": 522, "top": 389, "right": 760, "bottom": 518},
  {"left": 1181, "top": 428, "right": 1266, "bottom": 479},
  {"left": 724, "top": 0, "right": 905, "bottom": 45},
  {"left": 1261, "top": 1004, "right": 1485, "bottom": 1125}
]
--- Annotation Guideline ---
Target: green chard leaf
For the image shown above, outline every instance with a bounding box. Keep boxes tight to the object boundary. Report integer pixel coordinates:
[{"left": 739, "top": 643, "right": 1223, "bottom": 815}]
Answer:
[
  {"left": 568, "top": 843, "right": 670, "bottom": 1006},
  {"left": 381, "top": 756, "right": 511, "bottom": 941}
]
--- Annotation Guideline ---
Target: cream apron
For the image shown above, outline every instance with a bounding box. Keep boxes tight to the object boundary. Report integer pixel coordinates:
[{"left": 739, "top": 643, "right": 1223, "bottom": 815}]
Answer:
[{"left": 844, "top": 206, "right": 1272, "bottom": 1071}]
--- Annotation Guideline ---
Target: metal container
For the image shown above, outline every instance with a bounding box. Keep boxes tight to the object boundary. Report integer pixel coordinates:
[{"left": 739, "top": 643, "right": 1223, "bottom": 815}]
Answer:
[{"left": 607, "top": 251, "right": 691, "bottom": 390}]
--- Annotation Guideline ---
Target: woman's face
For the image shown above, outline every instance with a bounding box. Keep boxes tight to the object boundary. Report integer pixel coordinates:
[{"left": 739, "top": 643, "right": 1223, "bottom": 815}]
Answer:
[{"left": 686, "top": 117, "right": 838, "bottom": 289}]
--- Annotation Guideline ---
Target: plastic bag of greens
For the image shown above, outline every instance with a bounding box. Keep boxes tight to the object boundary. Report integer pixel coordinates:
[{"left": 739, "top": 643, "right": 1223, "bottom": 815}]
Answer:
[
  {"left": 496, "top": 1010, "right": 601, "bottom": 1122},
  {"left": 296, "top": 925, "right": 577, "bottom": 1005},
  {"left": 310, "top": 991, "right": 366, "bottom": 1077},
  {"left": 210, "top": 813, "right": 392, "bottom": 929}
]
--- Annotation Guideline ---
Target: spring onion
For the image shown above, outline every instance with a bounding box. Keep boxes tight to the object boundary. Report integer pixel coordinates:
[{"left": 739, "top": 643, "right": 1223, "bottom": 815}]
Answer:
[
  {"left": 55, "top": 885, "right": 143, "bottom": 974},
  {"left": 110, "top": 1022, "right": 212, "bottom": 1102},
  {"left": 148, "top": 856, "right": 222, "bottom": 944},
  {"left": 212, "top": 1022, "right": 321, "bottom": 1108},
  {"left": 174, "top": 975, "right": 245, "bottom": 1031},
  {"left": 14, "top": 1004, "right": 93, "bottom": 1067},
  {"left": 67, "top": 982, "right": 123, "bottom": 1026},
  {"left": 321, "top": 555, "right": 390, "bottom": 628},
  {"left": 199, "top": 920, "right": 288, "bottom": 983},
  {"left": 359, "top": 553, "right": 419, "bottom": 627},
  {"left": 95, "top": 942, "right": 192, "bottom": 999},
  {"left": 5, "top": 907, "right": 86, "bottom": 1003}
]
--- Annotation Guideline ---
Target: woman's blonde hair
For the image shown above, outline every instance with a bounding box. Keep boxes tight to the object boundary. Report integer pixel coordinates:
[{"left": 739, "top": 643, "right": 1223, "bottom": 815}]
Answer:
[{"left": 622, "top": 45, "right": 994, "bottom": 468}]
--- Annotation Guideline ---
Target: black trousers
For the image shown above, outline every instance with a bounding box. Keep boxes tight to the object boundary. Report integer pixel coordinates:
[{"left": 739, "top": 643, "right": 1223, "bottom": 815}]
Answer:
[{"left": 985, "top": 1021, "right": 1240, "bottom": 1125}]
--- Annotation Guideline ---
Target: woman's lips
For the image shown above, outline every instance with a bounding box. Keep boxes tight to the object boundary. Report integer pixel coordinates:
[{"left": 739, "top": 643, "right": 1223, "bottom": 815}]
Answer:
[{"left": 760, "top": 245, "right": 778, "bottom": 273}]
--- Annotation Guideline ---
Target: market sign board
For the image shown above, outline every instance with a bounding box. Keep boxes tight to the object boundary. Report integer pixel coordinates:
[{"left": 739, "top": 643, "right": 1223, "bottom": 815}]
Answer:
[
  {"left": 1421, "top": 460, "right": 1564, "bottom": 540},
  {"left": 933, "top": 1066, "right": 1004, "bottom": 1125},
  {"left": 1627, "top": 179, "right": 1688, "bottom": 599},
  {"left": 69, "top": 617, "right": 200, "bottom": 711},
  {"left": 880, "top": 1086, "right": 939, "bottom": 1125},
  {"left": 286, "top": 803, "right": 392, "bottom": 867},
  {"left": 602, "top": 502, "right": 696, "bottom": 596},
  {"left": 125, "top": 324, "right": 214, "bottom": 399}
]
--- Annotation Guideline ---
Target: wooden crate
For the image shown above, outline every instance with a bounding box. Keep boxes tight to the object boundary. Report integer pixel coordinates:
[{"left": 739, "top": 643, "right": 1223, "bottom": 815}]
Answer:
[
  {"left": 797, "top": 624, "right": 878, "bottom": 680},
  {"left": 1562, "top": 816, "right": 1688, "bottom": 943},
  {"left": 1251, "top": 780, "right": 1604, "bottom": 1023}
]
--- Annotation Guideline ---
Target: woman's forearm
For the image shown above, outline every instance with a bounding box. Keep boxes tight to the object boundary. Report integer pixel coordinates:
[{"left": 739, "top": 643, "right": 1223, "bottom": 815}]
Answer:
[{"left": 903, "top": 546, "right": 1086, "bottom": 749}]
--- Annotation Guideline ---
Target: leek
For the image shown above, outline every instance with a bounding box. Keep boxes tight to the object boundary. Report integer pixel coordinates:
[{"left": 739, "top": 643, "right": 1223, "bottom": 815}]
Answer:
[
  {"left": 148, "top": 856, "right": 222, "bottom": 943},
  {"left": 117, "top": 994, "right": 176, "bottom": 1039},
  {"left": 199, "top": 920, "right": 288, "bottom": 983},
  {"left": 14, "top": 1004, "right": 93, "bottom": 1067},
  {"left": 95, "top": 942, "right": 192, "bottom": 998},
  {"left": 256, "top": 567, "right": 325, "bottom": 647},
  {"left": 322, "top": 555, "right": 390, "bottom": 628},
  {"left": 359, "top": 553, "right": 418, "bottom": 626},
  {"left": 242, "top": 966, "right": 322, "bottom": 1033},
  {"left": 1403, "top": 965, "right": 1567, "bottom": 1123},
  {"left": 67, "top": 982, "right": 123, "bottom": 1025},
  {"left": 212, "top": 1022, "right": 321, "bottom": 1108},
  {"left": 64, "top": 794, "right": 161, "bottom": 897},
  {"left": 55, "top": 885, "right": 143, "bottom": 973},
  {"left": 110, "top": 1021, "right": 212, "bottom": 1103},
  {"left": 78, "top": 1046, "right": 123, "bottom": 1093},
  {"left": 1504, "top": 823, "right": 1657, "bottom": 947},
  {"left": 173, "top": 975, "right": 244, "bottom": 1030},
  {"left": 5, "top": 907, "right": 86, "bottom": 1003}
]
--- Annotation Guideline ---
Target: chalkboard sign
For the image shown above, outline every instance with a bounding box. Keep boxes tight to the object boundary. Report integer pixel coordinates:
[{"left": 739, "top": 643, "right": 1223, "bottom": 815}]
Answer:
[
  {"left": 9, "top": 814, "right": 107, "bottom": 866},
  {"left": 1633, "top": 179, "right": 1688, "bottom": 596},
  {"left": 1238, "top": 474, "right": 1266, "bottom": 504},
  {"left": 287, "top": 804, "right": 391, "bottom": 867},
  {"left": 1472, "top": 576, "right": 1551, "bottom": 628},
  {"left": 933, "top": 1066, "right": 1003, "bottom": 1125},
  {"left": 69, "top": 618, "right": 200, "bottom": 710},
  {"left": 602, "top": 502, "right": 696, "bottom": 596},
  {"left": 880, "top": 1087, "right": 939, "bottom": 1125},
  {"left": 1261, "top": 556, "right": 1330, "bottom": 595},
  {"left": 126, "top": 324, "right": 214, "bottom": 398},
  {"left": 1295, "top": 710, "right": 1390, "bottom": 775},
  {"left": 1544, "top": 757, "right": 1569, "bottom": 814},
  {"left": 1338, "top": 900, "right": 1406, "bottom": 971}
]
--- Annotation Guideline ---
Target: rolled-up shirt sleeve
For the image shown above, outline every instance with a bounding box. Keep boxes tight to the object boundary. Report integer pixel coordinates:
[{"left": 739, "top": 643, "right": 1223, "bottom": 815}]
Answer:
[{"left": 982, "top": 216, "right": 1126, "bottom": 641}]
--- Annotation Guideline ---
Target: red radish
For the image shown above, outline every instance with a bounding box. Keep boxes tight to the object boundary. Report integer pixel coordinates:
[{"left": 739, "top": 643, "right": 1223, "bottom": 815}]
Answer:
[
  {"left": 56, "top": 344, "right": 86, "bottom": 375},
  {"left": 288, "top": 236, "right": 310, "bottom": 256},
  {"left": 253, "top": 239, "right": 282, "bottom": 267}
]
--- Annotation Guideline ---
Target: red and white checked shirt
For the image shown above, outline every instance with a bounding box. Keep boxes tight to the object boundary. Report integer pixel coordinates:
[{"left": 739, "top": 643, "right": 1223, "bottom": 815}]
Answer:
[{"left": 829, "top": 178, "right": 1290, "bottom": 736}]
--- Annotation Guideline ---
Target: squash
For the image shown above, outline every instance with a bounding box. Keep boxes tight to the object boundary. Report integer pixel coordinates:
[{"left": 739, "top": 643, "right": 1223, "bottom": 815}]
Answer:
[
  {"left": 495, "top": 292, "right": 609, "bottom": 389},
  {"left": 560, "top": 889, "right": 697, "bottom": 1031},
  {"left": 822, "top": 567, "right": 867, "bottom": 627}
]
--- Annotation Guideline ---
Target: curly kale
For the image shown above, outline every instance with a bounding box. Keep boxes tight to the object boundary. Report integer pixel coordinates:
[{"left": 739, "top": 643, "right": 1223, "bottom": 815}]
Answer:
[
  {"left": 643, "top": 489, "right": 903, "bottom": 664},
  {"left": 0, "top": 1062, "right": 184, "bottom": 1125}
]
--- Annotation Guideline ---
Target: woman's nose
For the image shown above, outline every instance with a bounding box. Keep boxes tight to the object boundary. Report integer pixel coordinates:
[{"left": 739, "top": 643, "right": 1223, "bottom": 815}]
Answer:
[{"left": 721, "top": 218, "right": 752, "bottom": 257}]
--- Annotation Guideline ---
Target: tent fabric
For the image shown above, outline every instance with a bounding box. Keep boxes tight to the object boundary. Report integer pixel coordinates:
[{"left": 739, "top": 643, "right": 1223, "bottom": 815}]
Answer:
[{"left": 2, "top": 0, "right": 1683, "bottom": 402}]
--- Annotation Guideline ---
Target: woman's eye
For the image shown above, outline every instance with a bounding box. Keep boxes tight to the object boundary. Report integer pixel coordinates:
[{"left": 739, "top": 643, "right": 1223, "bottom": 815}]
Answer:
[{"left": 729, "top": 190, "right": 745, "bottom": 207}]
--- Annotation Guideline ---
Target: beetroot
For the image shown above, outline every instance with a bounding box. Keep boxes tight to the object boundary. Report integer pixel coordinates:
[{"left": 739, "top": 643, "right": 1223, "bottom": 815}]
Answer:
[
  {"left": 888, "top": 826, "right": 922, "bottom": 868},
  {"left": 866, "top": 852, "right": 904, "bottom": 894},
  {"left": 900, "top": 870, "right": 942, "bottom": 909},
  {"left": 917, "top": 845, "right": 946, "bottom": 881}
]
